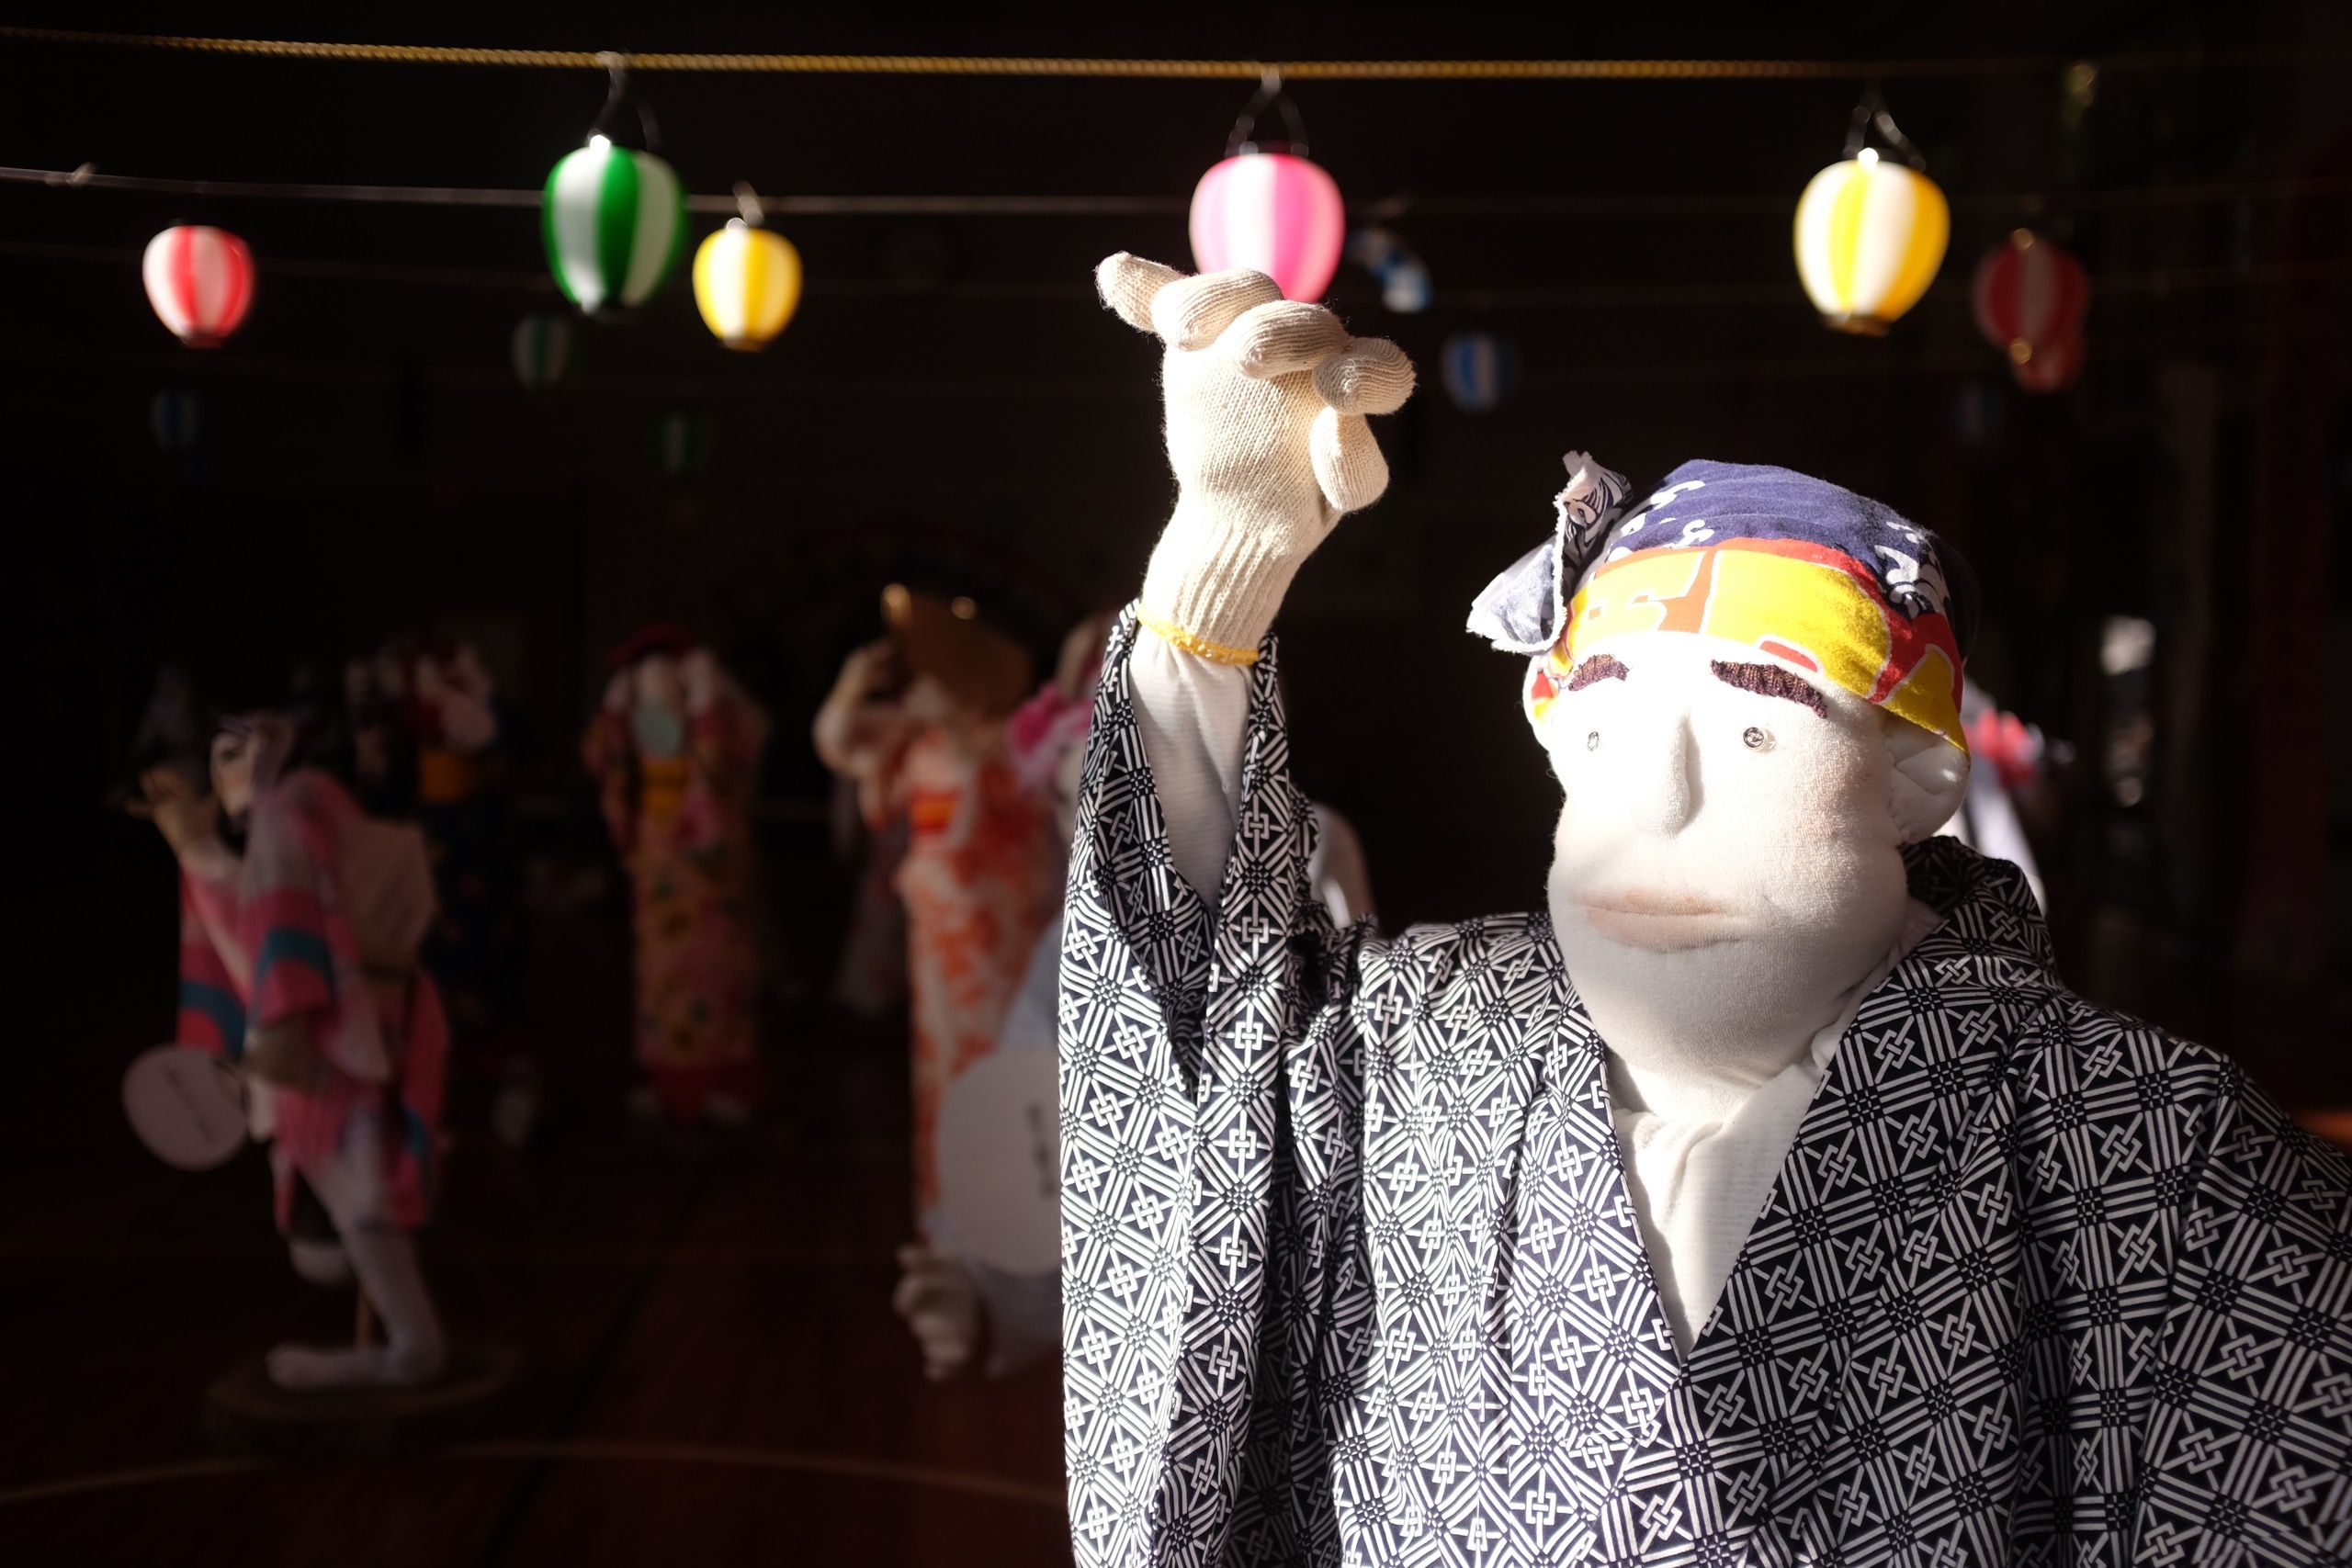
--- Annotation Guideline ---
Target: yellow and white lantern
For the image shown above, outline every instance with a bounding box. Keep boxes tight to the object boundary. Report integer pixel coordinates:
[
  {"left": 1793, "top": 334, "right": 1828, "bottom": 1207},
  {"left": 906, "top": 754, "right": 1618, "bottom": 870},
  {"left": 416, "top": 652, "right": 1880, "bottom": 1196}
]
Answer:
[
  {"left": 692, "top": 219, "right": 803, "bottom": 352},
  {"left": 1792, "top": 148, "right": 1949, "bottom": 335}
]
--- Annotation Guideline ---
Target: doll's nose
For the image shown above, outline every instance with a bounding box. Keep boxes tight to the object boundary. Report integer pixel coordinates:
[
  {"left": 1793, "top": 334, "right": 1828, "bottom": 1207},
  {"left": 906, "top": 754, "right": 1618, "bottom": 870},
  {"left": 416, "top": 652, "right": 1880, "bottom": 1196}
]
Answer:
[{"left": 1632, "top": 713, "right": 1702, "bottom": 836}]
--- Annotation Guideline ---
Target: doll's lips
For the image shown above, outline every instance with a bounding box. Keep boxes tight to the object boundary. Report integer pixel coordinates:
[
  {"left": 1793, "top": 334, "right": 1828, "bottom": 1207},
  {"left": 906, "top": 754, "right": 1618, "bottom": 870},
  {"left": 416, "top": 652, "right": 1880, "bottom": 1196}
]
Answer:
[{"left": 1577, "top": 891, "right": 1739, "bottom": 952}]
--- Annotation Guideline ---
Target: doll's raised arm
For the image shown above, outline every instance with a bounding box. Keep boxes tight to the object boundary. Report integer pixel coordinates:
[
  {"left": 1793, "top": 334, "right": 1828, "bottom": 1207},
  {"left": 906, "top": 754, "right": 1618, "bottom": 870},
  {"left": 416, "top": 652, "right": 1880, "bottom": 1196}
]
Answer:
[{"left": 1094, "top": 254, "right": 1412, "bottom": 897}]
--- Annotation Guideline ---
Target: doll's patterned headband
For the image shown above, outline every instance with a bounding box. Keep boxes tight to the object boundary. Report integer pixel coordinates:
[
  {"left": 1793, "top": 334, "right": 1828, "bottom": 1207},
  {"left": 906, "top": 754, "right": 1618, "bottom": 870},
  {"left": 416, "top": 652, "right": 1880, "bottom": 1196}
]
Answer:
[{"left": 1467, "top": 456, "right": 1976, "bottom": 751}]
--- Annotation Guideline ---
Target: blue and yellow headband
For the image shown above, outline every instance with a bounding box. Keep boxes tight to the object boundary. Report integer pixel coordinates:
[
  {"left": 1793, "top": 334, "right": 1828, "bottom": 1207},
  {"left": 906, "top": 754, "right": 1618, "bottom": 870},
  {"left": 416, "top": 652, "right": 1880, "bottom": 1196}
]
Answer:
[{"left": 1468, "top": 457, "right": 1975, "bottom": 751}]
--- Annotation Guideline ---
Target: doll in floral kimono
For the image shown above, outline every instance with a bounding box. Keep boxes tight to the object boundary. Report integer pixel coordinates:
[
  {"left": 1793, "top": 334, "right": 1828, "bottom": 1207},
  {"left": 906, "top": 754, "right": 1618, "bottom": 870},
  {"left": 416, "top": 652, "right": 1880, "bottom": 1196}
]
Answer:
[
  {"left": 1058, "top": 254, "right": 2352, "bottom": 1566},
  {"left": 813, "top": 588, "right": 1060, "bottom": 1231},
  {"left": 138, "top": 709, "right": 449, "bottom": 1391},
  {"left": 582, "top": 628, "right": 769, "bottom": 1126},
  {"left": 890, "top": 610, "right": 1378, "bottom": 1382}
]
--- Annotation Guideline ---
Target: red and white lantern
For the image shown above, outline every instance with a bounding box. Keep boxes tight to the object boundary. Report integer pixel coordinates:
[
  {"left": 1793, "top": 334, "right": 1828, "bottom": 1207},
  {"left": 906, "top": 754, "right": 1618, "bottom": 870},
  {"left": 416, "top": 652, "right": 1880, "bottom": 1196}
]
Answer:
[
  {"left": 142, "top": 226, "right": 255, "bottom": 348},
  {"left": 1971, "top": 229, "right": 2087, "bottom": 388},
  {"left": 2011, "top": 328, "right": 2085, "bottom": 394},
  {"left": 1190, "top": 152, "right": 1346, "bottom": 302}
]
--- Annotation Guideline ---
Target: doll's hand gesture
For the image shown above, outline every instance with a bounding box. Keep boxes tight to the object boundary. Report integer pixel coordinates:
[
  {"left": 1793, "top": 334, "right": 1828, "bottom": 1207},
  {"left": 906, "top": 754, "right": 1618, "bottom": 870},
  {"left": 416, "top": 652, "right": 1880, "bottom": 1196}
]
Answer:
[
  {"left": 813, "top": 640, "right": 910, "bottom": 782},
  {"left": 132, "top": 765, "right": 220, "bottom": 858},
  {"left": 1097, "top": 254, "right": 1413, "bottom": 657}
]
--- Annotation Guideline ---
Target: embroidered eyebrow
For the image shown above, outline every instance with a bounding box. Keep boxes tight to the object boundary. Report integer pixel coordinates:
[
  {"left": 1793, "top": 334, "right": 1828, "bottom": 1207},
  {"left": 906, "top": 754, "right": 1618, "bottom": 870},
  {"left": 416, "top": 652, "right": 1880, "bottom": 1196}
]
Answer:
[
  {"left": 1710, "top": 660, "right": 1827, "bottom": 717},
  {"left": 1566, "top": 654, "right": 1630, "bottom": 692}
]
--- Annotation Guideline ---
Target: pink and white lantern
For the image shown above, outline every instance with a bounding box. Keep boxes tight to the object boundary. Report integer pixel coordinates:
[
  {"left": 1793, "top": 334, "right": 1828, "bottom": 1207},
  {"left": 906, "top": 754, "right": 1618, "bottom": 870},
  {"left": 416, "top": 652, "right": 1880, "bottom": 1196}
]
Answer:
[
  {"left": 142, "top": 225, "right": 255, "bottom": 348},
  {"left": 1190, "top": 152, "right": 1346, "bottom": 302}
]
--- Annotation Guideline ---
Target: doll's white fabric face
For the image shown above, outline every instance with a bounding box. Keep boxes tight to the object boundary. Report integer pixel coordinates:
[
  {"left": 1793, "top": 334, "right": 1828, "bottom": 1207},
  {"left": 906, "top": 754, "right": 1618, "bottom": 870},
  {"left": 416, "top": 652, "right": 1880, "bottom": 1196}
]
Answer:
[
  {"left": 901, "top": 671, "right": 960, "bottom": 728},
  {"left": 1536, "top": 630, "right": 1966, "bottom": 1109},
  {"left": 209, "top": 714, "right": 299, "bottom": 820},
  {"left": 210, "top": 727, "right": 256, "bottom": 818},
  {"left": 630, "top": 654, "right": 686, "bottom": 760}
]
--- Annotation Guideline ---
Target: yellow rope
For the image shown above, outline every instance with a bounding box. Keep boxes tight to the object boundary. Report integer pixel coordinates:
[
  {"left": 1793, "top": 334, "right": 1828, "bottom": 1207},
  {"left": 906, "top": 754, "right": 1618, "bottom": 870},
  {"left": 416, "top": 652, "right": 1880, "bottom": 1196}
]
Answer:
[{"left": 0, "top": 27, "right": 2293, "bottom": 80}]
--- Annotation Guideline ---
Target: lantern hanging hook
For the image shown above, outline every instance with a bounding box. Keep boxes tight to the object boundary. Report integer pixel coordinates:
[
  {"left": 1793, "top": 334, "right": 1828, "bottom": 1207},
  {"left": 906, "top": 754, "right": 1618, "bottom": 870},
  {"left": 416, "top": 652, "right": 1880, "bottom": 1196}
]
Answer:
[
  {"left": 1227, "top": 65, "right": 1309, "bottom": 158},
  {"left": 590, "top": 51, "right": 662, "bottom": 152},
  {"left": 1843, "top": 81, "right": 1927, "bottom": 171},
  {"left": 732, "top": 182, "right": 765, "bottom": 228}
]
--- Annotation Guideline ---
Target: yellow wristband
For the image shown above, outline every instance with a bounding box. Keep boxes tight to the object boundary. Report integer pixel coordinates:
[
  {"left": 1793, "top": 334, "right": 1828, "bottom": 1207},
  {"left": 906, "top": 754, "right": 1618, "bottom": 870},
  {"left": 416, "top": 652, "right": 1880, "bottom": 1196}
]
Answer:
[{"left": 1136, "top": 606, "right": 1261, "bottom": 667}]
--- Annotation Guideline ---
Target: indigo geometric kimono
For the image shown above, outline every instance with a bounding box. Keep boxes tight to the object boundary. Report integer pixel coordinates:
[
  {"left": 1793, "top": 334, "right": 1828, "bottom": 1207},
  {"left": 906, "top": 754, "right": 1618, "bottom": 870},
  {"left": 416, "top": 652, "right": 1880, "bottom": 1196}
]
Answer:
[{"left": 1059, "top": 611, "right": 2352, "bottom": 1567}]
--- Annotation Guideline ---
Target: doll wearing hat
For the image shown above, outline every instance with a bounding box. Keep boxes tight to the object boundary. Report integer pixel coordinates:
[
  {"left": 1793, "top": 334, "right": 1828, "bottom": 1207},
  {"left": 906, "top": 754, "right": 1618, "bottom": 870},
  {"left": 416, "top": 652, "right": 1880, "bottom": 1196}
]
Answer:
[
  {"left": 1057, "top": 254, "right": 2352, "bottom": 1566},
  {"left": 815, "top": 590, "right": 1061, "bottom": 1227}
]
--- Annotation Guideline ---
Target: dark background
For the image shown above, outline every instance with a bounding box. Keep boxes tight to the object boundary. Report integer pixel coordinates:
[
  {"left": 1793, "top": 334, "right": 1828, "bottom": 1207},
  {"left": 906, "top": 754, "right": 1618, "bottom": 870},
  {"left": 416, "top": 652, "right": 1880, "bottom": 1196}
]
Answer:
[{"left": 2, "top": 2, "right": 2346, "bottom": 1562}]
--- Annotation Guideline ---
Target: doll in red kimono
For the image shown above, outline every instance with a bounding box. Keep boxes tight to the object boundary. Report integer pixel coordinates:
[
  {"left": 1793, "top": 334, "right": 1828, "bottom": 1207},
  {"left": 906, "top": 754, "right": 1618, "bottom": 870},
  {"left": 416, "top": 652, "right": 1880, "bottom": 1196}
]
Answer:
[{"left": 140, "top": 708, "right": 449, "bottom": 1391}]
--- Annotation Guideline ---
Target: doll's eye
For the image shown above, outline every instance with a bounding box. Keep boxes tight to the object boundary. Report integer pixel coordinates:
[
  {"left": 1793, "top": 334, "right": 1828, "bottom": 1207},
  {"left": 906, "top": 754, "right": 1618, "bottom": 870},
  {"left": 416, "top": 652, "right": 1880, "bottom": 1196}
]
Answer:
[
  {"left": 1742, "top": 726, "right": 1772, "bottom": 751},
  {"left": 1586, "top": 730, "right": 1600, "bottom": 751}
]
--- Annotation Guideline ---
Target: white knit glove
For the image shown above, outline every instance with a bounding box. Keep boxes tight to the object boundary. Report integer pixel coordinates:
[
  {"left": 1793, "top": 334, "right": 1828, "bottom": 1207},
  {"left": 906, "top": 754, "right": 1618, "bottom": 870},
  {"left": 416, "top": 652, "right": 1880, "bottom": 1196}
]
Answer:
[{"left": 1097, "top": 254, "right": 1415, "bottom": 660}]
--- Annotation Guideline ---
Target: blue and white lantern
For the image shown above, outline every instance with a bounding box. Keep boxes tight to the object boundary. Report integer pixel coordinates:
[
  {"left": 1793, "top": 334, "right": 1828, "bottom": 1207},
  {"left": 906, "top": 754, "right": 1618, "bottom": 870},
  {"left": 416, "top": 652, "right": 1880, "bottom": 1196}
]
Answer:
[
  {"left": 1950, "top": 378, "right": 2004, "bottom": 449},
  {"left": 1346, "top": 226, "right": 1430, "bottom": 313},
  {"left": 1441, "top": 331, "right": 1520, "bottom": 413},
  {"left": 150, "top": 389, "right": 202, "bottom": 453}
]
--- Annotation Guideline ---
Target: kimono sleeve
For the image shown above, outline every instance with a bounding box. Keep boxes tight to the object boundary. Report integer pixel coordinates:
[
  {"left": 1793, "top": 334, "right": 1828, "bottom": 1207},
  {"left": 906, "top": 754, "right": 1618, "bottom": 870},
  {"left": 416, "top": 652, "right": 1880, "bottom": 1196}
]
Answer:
[
  {"left": 176, "top": 868, "right": 246, "bottom": 1055},
  {"left": 238, "top": 773, "right": 390, "bottom": 1084},
  {"left": 1058, "top": 608, "right": 1374, "bottom": 1568},
  {"left": 2135, "top": 1064, "right": 2352, "bottom": 1562},
  {"left": 581, "top": 706, "right": 636, "bottom": 850}
]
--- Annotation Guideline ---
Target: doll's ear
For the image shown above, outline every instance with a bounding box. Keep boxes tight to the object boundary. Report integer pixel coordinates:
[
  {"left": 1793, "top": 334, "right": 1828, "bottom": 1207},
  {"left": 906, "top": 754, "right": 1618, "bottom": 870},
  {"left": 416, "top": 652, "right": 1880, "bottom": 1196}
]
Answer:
[{"left": 1885, "top": 716, "right": 1971, "bottom": 843}]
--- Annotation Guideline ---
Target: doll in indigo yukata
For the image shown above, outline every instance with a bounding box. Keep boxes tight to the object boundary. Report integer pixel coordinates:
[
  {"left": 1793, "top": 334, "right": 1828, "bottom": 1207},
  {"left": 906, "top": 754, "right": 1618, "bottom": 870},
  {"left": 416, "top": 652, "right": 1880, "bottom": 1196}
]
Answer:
[
  {"left": 583, "top": 627, "right": 770, "bottom": 1127},
  {"left": 1050, "top": 254, "right": 2352, "bottom": 1567},
  {"left": 813, "top": 588, "right": 1060, "bottom": 1235},
  {"left": 136, "top": 704, "right": 450, "bottom": 1391}
]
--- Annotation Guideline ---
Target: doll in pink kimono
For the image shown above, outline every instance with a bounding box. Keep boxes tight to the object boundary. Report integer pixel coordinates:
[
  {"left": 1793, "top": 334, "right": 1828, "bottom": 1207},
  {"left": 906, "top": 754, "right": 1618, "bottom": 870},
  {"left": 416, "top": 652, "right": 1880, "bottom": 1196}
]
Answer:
[{"left": 138, "top": 710, "right": 449, "bottom": 1391}]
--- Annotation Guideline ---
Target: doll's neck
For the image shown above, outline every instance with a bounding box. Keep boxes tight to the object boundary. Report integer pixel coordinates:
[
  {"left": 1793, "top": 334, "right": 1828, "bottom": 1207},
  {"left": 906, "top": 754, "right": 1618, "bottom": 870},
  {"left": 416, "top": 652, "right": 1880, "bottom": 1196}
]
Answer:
[
  {"left": 1590, "top": 977, "right": 1864, "bottom": 1126},
  {"left": 1559, "top": 918, "right": 1900, "bottom": 1128}
]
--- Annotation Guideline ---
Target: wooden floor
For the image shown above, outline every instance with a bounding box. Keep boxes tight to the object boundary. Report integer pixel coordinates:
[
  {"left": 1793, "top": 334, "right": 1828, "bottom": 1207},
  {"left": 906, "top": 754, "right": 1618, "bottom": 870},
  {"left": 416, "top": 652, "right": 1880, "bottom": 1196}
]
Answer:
[{"left": 0, "top": 876, "right": 1070, "bottom": 1566}]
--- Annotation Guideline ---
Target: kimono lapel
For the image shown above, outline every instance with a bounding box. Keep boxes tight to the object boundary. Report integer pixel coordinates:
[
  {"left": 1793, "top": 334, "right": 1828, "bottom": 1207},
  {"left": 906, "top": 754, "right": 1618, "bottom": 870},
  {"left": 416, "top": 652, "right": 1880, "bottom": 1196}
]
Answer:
[
  {"left": 1501, "top": 994, "right": 1692, "bottom": 1548},
  {"left": 1672, "top": 839, "right": 2051, "bottom": 1541}
]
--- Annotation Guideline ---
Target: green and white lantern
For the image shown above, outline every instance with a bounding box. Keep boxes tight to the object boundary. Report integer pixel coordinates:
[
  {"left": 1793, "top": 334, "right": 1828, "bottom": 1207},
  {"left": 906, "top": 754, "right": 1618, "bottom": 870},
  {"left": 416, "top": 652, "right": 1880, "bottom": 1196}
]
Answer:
[
  {"left": 542, "top": 137, "right": 687, "bottom": 316},
  {"left": 656, "top": 408, "right": 711, "bottom": 479},
  {"left": 511, "top": 311, "right": 577, "bottom": 390}
]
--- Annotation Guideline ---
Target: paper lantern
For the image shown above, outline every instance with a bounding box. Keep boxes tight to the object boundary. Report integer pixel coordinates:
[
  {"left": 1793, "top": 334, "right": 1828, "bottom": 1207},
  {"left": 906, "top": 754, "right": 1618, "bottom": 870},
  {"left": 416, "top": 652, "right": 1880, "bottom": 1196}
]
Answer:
[
  {"left": 2011, "top": 329, "right": 2085, "bottom": 394},
  {"left": 693, "top": 220, "right": 804, "bottom": 351},
  {"left": 1191, "top": 152, "right": 1346, "bottom": 302},
  {"left": 1792, "top": 150, "right": 1949, "bottom": 334},
  {"left": 1441, "top": 332, "right": 1520, "bottom": 413},
  {"left": 511, "top": 312, "right": 577, "bottom": 390},
  {"left": 1346, "top": 227, "right": 1430, "bottom": 313},
  {"left": 1950, "top": 379, "right": 2003, "bottom": 449},
  {"left": 141, "top": 226, "right": 255, "bottom": 348},
  {"left": 150, "top": 389, "right": 201, "bottom": 453},
  {"left": 656, "top": 409, "right": 710, "bottom": 479},
  {"left": 1972, "top": 230, "right": 2089, "bottom": 386},
  {"left": 542, "top": 138, "right": 686, "bottom": 316}
]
